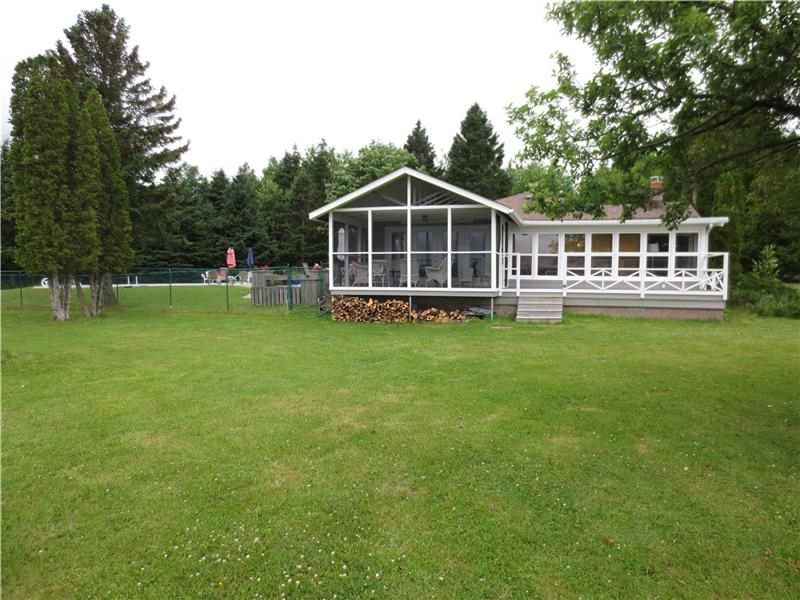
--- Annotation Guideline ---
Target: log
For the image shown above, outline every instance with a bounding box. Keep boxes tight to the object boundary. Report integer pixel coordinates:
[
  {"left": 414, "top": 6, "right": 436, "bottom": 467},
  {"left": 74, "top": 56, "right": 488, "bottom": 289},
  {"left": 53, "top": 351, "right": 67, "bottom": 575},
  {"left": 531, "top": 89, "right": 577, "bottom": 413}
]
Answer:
[{"left": 332, "top": 297, "right": 468, "bottom": 323}]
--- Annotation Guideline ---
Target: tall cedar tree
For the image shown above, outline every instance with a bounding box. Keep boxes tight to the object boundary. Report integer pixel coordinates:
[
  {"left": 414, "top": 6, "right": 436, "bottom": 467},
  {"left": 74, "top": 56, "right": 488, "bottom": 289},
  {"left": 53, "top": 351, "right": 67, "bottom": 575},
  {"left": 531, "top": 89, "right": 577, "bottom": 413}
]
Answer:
[
  {"left": 0, "top": 141, "right": 17, "bottom": 270},
  {"left": 404, "top": 120, "right": 439, "bottom": 175},
  {"left": 9, "top": 57, "right": 98, "bottom": 320},
  {"left": 56, "top": 4, "right": 187, "bottom": 265},
  {"left": 445, "top": 104, "right": 511, "bottom": 199},
  {"left": 84, "top": 89, "right": 133, "bottom": 312}
]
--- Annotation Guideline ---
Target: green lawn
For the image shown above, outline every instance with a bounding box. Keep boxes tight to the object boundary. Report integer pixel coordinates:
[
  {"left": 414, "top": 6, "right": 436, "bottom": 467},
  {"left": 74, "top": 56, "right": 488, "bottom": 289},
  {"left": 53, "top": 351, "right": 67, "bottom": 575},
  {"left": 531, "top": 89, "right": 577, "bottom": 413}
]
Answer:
[{"left": 2, "top": 287, "right": 799, "bottom": 598}]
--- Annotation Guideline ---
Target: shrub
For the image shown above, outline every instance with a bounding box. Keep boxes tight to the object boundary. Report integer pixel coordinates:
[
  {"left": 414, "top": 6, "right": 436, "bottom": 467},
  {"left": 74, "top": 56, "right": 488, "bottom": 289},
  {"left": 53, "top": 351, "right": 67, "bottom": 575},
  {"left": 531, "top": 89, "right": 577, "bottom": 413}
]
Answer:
[{"left": 730, "top": 273, "right": 800, "bottom": 318}]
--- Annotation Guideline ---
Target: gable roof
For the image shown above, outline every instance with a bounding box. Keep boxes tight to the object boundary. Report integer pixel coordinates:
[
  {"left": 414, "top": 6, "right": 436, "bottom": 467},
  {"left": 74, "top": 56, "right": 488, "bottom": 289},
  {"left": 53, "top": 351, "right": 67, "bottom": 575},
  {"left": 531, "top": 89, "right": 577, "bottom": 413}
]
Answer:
[
  {"left": 309, "top": 167, "right": 518, "bottom": 221},
  {"left": 497, "top": 192, "right": 706, "bottom": 223}
]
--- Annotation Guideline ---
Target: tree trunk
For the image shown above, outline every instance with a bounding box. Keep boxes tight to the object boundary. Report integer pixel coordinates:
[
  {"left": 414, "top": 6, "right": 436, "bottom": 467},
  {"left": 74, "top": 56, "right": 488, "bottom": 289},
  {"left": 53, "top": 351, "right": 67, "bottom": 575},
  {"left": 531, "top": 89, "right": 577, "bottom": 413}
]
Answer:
[
  {"left": 47, "top": 273, "right": 71, "bottom": 321},
  {"left": 90, "top": 273, "right": 103, "bottom": 316},
  {"left": 74, "top": 277, "right": 91, "bottom": 317},
  {"left": 100, "top": 272, "right": 117, "bottom": 306}
]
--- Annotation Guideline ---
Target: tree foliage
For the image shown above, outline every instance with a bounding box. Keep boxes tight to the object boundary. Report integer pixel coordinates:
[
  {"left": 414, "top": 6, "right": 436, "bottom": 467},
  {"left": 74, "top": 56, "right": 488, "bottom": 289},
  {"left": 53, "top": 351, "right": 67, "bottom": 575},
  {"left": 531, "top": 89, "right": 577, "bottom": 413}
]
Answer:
[
  {"left": 327, "top": 141, "right": 418, "bottom": 200},
  {"left": 445, "top": 104, "right": 511, "bottom": 199},
  {"left": 56, "top": 3, "right": 187, "bottom": 263},
  {"left": 404, "top": 120, "right": 439, "bottom": 175},
  {"left": 508, "top": 1, "right": 800, "bottom": 223}
]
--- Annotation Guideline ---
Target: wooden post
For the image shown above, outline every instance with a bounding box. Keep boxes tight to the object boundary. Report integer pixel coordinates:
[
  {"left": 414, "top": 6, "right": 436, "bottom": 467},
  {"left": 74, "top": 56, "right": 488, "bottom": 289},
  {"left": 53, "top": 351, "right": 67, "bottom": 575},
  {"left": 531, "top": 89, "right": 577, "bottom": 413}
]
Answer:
[{"left": 168, "top": 268, "right": 173, "bottom": 307}]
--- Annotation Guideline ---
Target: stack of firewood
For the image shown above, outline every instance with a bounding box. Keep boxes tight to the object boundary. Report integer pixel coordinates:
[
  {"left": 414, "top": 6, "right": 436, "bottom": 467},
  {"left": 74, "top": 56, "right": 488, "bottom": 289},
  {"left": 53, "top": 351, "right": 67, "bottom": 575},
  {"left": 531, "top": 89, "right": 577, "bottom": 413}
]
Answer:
[
  {"left": 332, "top": 297, "right": 409, "bottom": 323},
  {"left": 410, "top": 307, "right": 468, "bottom": 323}
]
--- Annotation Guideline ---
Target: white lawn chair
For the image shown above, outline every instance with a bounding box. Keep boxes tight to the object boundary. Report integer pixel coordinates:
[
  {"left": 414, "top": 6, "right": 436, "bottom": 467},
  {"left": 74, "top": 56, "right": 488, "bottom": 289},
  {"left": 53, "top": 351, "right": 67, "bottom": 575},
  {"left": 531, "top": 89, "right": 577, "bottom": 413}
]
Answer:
[
  {"left": 352, "top": 262, "right": 369, "bottom": 286},
  {"left": 424, "top": 257, "right": 449, "bottom": 287}
]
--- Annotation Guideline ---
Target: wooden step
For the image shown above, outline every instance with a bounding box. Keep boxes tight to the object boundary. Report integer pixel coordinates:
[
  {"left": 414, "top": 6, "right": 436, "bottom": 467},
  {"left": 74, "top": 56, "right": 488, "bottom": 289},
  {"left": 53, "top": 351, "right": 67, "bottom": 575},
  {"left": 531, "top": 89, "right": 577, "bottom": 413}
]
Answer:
[{"left": 516, "top": 290, "right": 563, "bottom": 323}]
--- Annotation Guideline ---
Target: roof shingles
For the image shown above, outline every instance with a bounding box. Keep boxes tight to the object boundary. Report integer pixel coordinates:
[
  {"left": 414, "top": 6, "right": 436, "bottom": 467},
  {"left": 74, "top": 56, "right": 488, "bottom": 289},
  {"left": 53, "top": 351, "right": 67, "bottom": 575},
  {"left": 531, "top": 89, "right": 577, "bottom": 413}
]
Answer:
[{"left": 496, "top": 192, "right": 700, "bottom": 222}]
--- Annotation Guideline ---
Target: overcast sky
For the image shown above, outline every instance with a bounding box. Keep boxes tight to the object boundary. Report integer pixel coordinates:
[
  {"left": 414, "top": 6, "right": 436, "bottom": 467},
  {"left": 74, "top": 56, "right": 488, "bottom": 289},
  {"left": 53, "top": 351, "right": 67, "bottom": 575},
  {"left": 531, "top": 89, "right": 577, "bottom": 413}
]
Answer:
[{"left": 1, "top": 0, "right": 595, "bottom": 175}]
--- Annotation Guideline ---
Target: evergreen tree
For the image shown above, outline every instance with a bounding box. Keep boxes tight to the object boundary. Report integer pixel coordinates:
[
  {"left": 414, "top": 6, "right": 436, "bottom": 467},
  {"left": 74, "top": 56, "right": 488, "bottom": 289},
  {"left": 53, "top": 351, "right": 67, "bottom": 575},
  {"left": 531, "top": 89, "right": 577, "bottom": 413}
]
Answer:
[
  {"left": 164, "top": 165, "right": 216, "bottom": 267},
  {"left": 404, "top": 120, "right": 439, "bottom": 175},
  {"left": 260, "top": 149, "right": 302, "bottom": 265},
  {"left": 9, "top": 56, "right": 96, "bottom": 320},
  {"left": 445, "top": 104, "right": 511, "bottom": 199},
  {"left": 70, "top": 99, "right": 102, "bottom": 316},
  {"left": 56, "top": 4, "right": 187, "bottom": 263},
  {"left": 204, "top": 169, "right": 230, "bottom": 264},
  {"left": 84, "top": 89, "right": 133, "bottom": 312},
  {"left": 222, "top": 164, "right": 265, "bottom": 262},
  {"left": 0, "top": 141, "right": 17, "bottom": 270}
]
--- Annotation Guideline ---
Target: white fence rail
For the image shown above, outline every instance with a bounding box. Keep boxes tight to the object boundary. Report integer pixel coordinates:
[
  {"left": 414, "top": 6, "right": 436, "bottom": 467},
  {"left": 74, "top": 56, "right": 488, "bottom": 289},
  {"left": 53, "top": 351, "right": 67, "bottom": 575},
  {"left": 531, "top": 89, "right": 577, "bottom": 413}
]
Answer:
[{"left": 503, "top": 252, "right": 728, "bottom": 299}]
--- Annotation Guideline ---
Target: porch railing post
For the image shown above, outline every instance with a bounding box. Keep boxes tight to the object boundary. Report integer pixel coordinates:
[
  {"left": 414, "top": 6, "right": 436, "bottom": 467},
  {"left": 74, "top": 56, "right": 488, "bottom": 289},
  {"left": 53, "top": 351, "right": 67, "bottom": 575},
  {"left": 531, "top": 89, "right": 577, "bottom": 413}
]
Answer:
[{"left": 723, "top": 252, "right": 729, "bottom": 301}]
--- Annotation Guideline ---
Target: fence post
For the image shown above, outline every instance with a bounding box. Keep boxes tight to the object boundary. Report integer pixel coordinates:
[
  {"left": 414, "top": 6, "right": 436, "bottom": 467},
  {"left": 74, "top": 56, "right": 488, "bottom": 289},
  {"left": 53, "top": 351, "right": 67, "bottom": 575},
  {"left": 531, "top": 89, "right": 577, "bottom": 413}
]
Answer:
[
  {"left": 116, "top": 276, "right": 120, "bottom": 302},
  {"left": 18, "top": 274, "right": 24, "bottom": 307},
  {"left": 225, "top": 275, "right": 230, "bottom": 311},
  {"left": 168, "top": 267, "right": 173, "bottom": 307},
  {"left": 287, "top": 267, "right": 293, "bottom": 311}
]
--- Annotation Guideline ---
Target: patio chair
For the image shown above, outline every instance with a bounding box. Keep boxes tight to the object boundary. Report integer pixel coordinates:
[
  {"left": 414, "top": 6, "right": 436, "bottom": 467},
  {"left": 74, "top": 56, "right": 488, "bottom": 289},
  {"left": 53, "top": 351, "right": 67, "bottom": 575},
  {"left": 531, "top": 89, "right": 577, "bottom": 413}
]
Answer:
[
  {"left": 238, "top": 271, "right": 252, "bottom": 286},
  {"left": 397, "top": 259, "right": 419, "bottom": 287},
  {"left": 352, "top": 262, "right": 369, "bottom": 286},
  {"left": 424, "top": 257, "right": 449, "bottom": 287}
]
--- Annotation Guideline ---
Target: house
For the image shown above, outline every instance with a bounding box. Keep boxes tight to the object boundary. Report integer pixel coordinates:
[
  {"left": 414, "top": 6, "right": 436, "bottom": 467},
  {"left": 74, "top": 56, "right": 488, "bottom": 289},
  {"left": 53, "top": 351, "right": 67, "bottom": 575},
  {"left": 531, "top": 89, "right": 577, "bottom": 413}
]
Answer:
[{"left": 309, "top": 167, "right": 729, "bottom": 321}]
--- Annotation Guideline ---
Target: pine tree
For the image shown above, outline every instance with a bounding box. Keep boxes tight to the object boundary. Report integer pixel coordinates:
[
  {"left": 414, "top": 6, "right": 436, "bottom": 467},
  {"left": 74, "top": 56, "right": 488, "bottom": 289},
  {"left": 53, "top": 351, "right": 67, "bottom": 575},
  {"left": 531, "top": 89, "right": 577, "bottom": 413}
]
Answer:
[
  {"left": 261, "top": 150, "right": 302, "bottom": 265},
  {"left": 56, "top": 4, "right": 187, "bottom": 263},
  {"left": 445, "top": 104, "right": 511, "bottom": 199},
  {"left": 205, "top": 170, "right": 230, "bottom": 265},
  {"left": 222, "top": 164, "right": 265, "bottom": 262},
  {"left": 404, "top": 120, "right": 439, "bottom": 175}
]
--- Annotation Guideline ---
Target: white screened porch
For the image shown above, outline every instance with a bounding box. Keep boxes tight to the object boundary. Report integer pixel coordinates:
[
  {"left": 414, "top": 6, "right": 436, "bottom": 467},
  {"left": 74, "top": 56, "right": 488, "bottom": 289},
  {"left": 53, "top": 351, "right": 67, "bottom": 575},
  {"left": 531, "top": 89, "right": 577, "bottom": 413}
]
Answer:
[{"left": 319, "top": 170, "right": 511, "bottom": 295}]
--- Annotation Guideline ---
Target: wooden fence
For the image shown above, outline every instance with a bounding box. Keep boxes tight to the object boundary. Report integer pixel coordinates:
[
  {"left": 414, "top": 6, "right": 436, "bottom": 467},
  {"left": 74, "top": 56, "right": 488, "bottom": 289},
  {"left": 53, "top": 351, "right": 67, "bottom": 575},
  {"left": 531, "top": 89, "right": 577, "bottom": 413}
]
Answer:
[{"left": 251, "top": 270, "right": 328, "bottom": 307}]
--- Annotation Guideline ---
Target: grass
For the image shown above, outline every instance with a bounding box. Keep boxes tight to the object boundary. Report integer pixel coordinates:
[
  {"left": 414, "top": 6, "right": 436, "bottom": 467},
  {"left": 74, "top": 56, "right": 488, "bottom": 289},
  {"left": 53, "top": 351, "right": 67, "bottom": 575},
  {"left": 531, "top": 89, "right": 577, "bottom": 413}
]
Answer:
[{"left": 2, "top": 286, "right": 799, "bottom": 598}]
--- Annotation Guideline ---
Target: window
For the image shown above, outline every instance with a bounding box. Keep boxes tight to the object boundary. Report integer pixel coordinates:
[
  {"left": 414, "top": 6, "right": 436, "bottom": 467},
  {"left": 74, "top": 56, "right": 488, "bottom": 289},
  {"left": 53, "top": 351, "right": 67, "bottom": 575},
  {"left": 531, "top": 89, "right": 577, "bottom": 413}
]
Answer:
[
  {"left": 513, "top": 233, "right": 532, "bottom": 276},
  {"left": 565, "top": 234, "right": 585, "bottom": 252},
  {"left": 617, "top": 233, "right": 641, "bottom": 276},
  {"left": 675, "top": 233, "right": 699, "bottom": 276},
  {"left": 589, "top": 233, "right": 613, "bottom": 276},
  {"left": 592, "top": 234, "right": 612, "bottom": 252},
  {"left": 646, "top": 233, "right": 670, "bottom": 276},
  {"left": 567, "top": 255, "right": 585, "bottom": 276},
  {"left": 564, "top": 234, "right": 585, "bottom": 277},
  {"left": 647, "top": 234, "right": 669, "bottom": 253},
  {"left": 619, "top": 234, "right": 640, "bottom": 253},
  {"left": 537, "top": 234, "right": 559, "bottom": 276}
]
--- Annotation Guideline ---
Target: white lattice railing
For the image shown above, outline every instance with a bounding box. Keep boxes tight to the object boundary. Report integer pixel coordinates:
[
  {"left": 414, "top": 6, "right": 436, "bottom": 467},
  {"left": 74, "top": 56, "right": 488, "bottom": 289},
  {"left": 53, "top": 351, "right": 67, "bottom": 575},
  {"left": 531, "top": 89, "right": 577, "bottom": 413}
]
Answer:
[{"left": 503, "top": 252, "right": 728, "bottom": 299}]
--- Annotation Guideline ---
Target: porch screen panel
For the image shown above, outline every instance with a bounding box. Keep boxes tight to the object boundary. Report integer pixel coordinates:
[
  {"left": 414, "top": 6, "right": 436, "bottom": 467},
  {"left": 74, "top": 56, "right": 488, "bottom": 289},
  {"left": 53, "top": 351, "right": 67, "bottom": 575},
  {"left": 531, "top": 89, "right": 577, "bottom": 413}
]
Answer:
[
  {"left": 371, "top": 210, "right": 407, "bottom": 287},
  {"left": 452, "top": 208, "right": 492, "bottom": 287},
  {"left": 411, "top": 210, "right": 448, "bottom": 287},
  {"left": 333, "top": 212, "right": 369, "bottom": 286}
]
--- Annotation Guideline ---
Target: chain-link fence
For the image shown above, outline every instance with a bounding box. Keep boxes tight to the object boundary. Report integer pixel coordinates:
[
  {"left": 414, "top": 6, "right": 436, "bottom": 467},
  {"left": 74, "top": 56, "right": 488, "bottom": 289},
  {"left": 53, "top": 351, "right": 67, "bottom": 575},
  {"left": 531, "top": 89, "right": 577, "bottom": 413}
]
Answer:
[{"left": 0, "top": 267, "right": 328, "bottom": 313}]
